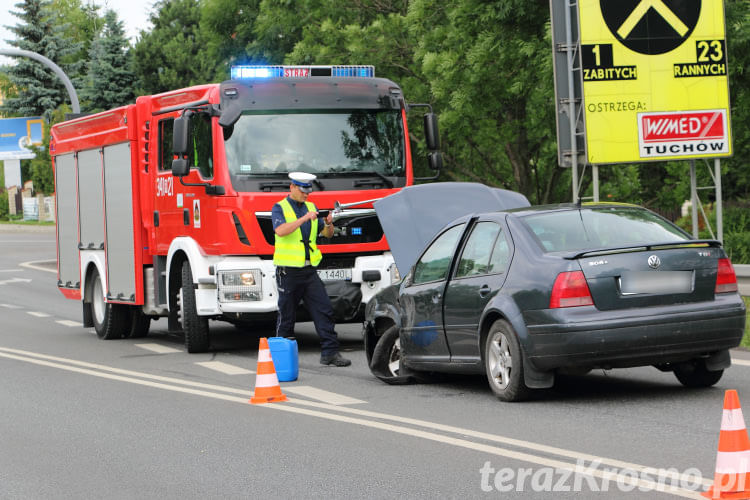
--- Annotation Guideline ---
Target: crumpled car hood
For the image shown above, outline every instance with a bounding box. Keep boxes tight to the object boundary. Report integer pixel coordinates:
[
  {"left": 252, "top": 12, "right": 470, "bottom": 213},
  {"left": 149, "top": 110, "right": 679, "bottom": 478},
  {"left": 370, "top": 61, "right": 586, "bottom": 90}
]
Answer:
[{"left": 374, "top": 182, "right": 530, "bottom": 275}]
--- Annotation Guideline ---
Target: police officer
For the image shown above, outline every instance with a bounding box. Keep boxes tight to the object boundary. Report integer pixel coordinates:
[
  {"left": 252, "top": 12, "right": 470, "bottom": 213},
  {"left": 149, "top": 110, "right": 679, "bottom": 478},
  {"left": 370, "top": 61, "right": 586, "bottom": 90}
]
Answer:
[{"left": 272, "top": 172, "right": 351, "bottom": 367}]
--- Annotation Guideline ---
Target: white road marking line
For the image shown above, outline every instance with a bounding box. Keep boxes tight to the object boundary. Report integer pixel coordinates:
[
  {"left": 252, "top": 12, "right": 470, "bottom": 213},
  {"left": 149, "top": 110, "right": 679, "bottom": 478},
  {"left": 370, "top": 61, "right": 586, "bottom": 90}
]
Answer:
[
  {"left": 56, "top": 320, "right": 82, "bottom": 327},
  {"left": 732, "top": 357, "right": 750, "bottom": 367},
  {"left": 27, "top": 311, "right": 50, "bottom": 318},
  {"left": 134, "top": 343, "right": 182, "bottom": 354},
  {"left": 20, "top": 260, "right": 57, "bottom": 273},
  {"left": 0, "top": 346, "right": 705, "bottom": 498},
  {"left": 0, "top": 278, "right": 31, "bottom": 285},
  {"left": 0, "top": 303, "right": 21, "bottom": 309},
  {"left": 284, "top": 385, "right": 365, "bottom": 405},
  {"left": 196, "top": 361, "right": 254, "bottom": 375}
]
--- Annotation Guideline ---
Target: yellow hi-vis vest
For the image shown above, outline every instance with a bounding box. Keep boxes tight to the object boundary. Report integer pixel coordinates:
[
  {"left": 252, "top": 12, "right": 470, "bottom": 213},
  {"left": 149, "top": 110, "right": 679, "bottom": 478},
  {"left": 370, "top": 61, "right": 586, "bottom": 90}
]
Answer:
[{"left": 273, "top": 198, "right": 322, "bottom": 267}]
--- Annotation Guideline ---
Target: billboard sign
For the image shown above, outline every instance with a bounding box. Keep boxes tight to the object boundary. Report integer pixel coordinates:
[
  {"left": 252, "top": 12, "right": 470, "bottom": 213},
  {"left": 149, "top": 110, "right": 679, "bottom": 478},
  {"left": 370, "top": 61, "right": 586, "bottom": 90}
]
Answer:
[
  {"left": 578, "top": 0, "right": 731, "bottom": 164},
  {"left": 0, "top": 116, "right": 44, "bottom": 160}
]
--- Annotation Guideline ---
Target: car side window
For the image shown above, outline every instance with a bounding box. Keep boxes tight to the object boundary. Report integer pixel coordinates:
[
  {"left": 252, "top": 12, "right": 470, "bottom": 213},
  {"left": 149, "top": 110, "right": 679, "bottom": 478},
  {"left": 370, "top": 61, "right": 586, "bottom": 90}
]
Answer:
[
  {"left": 456, "top": 222, "right": 500, "bottom": 278},
  {"left": 188, "top": 113, "right": 214, "bottom": 179},
  {"left": 412, "top": 225, "right": 463, "bottom": 285},
  {"left": 488, "top": 229, "right": 511, "bottom": 273},
  {"left": 158, "top": 118, "right": 174, "bottom": 171}
]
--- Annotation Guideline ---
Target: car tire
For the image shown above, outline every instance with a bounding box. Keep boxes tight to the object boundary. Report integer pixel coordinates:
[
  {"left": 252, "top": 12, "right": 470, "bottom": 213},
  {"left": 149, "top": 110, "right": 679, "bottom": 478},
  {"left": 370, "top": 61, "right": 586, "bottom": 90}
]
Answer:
[
  {"left": 485, "top": 319, "right": 530, "bottom": 402},
  {"left": 369, "top": 326, "right": 408, "bottom": 383},
  {"left": 180, "top": 261, "right": 210, "bottom": 353},
  {"left": 90, "top": 268, "right": 130, "bottom": 340},
  {"left": 127, "top": 307, "right": 151, "bottom": 338},
  {"left": 674, "top": 360, "right": 724, "bottom": 388}
]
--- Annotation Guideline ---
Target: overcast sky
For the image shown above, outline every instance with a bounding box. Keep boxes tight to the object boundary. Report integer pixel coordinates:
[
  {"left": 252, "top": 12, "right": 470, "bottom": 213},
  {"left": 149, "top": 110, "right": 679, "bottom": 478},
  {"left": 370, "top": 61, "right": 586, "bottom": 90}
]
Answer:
[{"left": 0, "top": 0, "right": 156, "bottom": 64}]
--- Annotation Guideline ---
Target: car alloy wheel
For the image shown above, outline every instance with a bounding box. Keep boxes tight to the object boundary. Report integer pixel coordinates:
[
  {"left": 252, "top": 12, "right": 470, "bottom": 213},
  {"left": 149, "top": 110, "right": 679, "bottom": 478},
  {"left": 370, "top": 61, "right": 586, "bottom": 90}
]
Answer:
[
  {"left": 487, "top": 331, "right": 512, "bottom": 390},
  {"left": 484, "top": 319, "right": 529, "bottom": 402},
  {"left": 387, "top": 337, "right": 402, "bottom": 377}
]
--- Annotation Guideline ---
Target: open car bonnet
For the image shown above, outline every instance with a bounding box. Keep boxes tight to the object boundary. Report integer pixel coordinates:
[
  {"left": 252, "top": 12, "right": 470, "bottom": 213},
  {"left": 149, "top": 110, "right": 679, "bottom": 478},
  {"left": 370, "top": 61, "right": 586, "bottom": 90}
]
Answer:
[{"left": 374, "top": 182, "right": 530, "bottom": 275}]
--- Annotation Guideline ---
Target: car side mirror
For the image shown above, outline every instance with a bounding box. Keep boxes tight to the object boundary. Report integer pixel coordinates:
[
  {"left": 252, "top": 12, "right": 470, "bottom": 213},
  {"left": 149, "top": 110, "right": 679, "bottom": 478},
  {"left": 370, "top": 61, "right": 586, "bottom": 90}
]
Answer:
[
  {"left": 173, "top": 116, "right": 189, "bottom": 154},
  {"left": 172, "top": 158, "right": 188, "bottom": 177},
  {"left": 424, "top": 112, "right": 440, "bottom": 151},
  {"left": 428, "top": 151, "right": 443, "bottom": 171}
]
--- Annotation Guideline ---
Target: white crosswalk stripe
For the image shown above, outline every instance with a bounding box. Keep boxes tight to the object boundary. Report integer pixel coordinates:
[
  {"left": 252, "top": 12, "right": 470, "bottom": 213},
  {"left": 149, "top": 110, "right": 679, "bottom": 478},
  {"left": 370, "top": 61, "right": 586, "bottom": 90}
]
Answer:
[
  {"left": 196, "top": 361, "right": 254, "bottom": 375},
  {"left": 27, "top": 311, "right": 50, "bottom": 318},
  {"left": 134, "top": 343, "right": 182, "bottom": 354},
  {"left": 284, "top": 386, "right": 366, "bottom": 405},
  {"left": 56, "top": 320, "right": 83, "bottom": 327},
  {"left": 0, "top": 304, "right": 21, "bottom": 309}
]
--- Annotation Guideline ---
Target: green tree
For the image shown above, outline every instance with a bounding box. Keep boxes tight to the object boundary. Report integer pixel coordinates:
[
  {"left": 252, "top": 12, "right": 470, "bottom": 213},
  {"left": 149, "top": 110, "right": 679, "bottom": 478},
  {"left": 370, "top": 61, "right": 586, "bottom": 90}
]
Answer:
[
  {"left": 2, "top": 0, "right": 82, "bottom": 120},
  {"left": 133, "top": 0, "right": 208, "bottom": 94},
  {"left": 199, "top": 0, "right": 261, "bottom": 81},
  {"left": 81, "top": 10, "right": 135, "bottom": 112},
  {"left": 49, "top": 0, "right": 104, "bottom": 64},
  {"left": 27, "top": 104, "right": 68, "bottom": 194}
]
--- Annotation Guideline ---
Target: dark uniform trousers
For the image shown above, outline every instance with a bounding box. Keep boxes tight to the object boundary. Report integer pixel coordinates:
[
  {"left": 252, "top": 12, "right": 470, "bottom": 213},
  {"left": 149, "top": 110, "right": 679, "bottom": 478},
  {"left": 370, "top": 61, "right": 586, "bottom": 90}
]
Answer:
[{"left": 276, "top": 265, "right": 339, "bottom": 356}]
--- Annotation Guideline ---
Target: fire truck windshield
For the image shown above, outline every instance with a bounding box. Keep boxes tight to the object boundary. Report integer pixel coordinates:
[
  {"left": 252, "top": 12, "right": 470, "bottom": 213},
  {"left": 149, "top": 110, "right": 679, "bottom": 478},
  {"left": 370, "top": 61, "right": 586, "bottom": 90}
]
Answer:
[{"left": 224, "top": 109, "right": 406, "bottom": 192}]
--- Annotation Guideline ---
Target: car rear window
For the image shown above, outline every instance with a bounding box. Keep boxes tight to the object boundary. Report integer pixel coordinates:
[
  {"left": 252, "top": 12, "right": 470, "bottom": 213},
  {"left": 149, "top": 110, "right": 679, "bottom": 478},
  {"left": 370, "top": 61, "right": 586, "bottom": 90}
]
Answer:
[{"left": 521, "top": 207, "right": 690, "bottom": 252}]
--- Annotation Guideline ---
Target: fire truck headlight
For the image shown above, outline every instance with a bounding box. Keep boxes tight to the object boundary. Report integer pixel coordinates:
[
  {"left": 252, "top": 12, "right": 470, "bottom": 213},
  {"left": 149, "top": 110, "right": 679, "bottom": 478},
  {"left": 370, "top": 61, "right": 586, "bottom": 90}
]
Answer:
[{"left": 218, "top": 270, "right": 262, "bottom": 302}]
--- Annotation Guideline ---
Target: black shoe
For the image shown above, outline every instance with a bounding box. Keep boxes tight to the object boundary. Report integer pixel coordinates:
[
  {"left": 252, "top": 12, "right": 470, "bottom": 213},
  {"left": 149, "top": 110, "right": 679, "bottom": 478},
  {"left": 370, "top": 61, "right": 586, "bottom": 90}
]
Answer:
[{"left": 320, "top": 352, "right": 351, "bottom": 367}]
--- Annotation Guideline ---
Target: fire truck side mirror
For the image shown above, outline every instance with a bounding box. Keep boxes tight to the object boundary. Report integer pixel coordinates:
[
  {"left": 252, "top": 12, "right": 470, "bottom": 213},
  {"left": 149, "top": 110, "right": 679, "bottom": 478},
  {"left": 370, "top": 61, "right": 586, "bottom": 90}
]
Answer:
[
  {"left": 172, "top": 158, "right": 189, "bottom": 177},
  {"left": 428, "top": 151, "right": 443, "bottom": 171},
  {"left": 173, "top": 116, "right": 189, "bottom": 154},
  {"left": 424, "top": 113, "right": 440, "bottom": 151}
]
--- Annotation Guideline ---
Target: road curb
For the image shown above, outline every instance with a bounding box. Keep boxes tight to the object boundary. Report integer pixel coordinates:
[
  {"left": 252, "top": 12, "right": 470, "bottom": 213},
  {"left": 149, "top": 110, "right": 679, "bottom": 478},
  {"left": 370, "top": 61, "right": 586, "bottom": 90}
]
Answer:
[{"left": 0, "top": 224, "right": 56, "bottom": 233}]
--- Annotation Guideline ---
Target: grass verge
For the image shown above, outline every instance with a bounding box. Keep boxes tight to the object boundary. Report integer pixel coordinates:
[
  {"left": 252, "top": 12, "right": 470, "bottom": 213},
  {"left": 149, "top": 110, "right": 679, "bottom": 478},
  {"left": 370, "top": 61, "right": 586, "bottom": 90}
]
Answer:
[{"left": 741, "top": 296, "right": 750, "bottom": 349}]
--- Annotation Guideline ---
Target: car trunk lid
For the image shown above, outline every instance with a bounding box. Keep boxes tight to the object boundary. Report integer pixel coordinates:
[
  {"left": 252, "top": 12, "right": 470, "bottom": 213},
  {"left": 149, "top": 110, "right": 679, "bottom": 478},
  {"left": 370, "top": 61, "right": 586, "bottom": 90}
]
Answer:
[{"left": 571, "top": 242, "right": 723, "bottom": 310}]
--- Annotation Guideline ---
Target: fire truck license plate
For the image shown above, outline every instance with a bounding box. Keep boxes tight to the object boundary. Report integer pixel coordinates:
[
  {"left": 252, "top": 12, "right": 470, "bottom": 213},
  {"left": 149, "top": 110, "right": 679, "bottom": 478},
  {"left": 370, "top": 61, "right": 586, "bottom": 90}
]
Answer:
[{"left": 317, "top": 268, "right": 352, "bottom": 281}]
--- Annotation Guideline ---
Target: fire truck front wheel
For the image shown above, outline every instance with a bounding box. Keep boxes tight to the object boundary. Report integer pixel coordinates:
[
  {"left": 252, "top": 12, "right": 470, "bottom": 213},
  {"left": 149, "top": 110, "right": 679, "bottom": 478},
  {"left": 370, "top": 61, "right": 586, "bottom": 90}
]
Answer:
[
  {"left": 180, "top": 261, "right": 210, "bottom": 353},
  {"left": 89, "top": 269, "right": 130, "bottom": 340}
]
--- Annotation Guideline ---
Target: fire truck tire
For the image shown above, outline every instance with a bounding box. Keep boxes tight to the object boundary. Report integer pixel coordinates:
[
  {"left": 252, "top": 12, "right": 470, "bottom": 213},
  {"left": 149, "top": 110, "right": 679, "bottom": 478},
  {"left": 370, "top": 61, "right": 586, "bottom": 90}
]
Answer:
[
  {"left": 90, "top": 269, "right": 130, "bottom": 340},
  {"left": 127, "top": 307, "right": 151, "bottom": 338},
  {"left": 181, "top": 261, "right": 210, "bottom": 353}
]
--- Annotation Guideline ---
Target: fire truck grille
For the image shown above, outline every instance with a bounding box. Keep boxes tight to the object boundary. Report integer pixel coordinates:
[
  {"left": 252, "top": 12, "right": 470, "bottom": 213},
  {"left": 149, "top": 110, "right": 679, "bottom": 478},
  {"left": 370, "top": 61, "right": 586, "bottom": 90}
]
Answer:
[{"left": 256, "top": 213, "right": 384, "bottom": 246}]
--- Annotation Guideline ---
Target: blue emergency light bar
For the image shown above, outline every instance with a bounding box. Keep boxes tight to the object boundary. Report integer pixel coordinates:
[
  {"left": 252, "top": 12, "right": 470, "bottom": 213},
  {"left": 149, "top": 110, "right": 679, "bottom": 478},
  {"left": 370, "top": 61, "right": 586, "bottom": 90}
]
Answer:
[{"left": 230, "top": 65, "right": 374, "bottom": 80}]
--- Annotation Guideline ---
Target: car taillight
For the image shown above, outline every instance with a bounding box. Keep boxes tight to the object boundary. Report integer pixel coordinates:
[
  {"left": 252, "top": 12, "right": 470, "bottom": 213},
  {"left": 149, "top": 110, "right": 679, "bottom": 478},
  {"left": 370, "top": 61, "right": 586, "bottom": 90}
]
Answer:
[
  {"left": 715, "top": 258, "right": 738, "bottom": 294},
  {"left": 550, "top": 271, "right": 594, "bottom": 308}
]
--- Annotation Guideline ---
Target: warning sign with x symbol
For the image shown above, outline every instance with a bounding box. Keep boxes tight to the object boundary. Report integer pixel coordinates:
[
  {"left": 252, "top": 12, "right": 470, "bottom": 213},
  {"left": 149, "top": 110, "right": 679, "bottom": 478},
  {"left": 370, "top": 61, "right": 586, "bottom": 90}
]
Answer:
[{"left": 600, "top": 0, "right": 701, "bottom": 55}]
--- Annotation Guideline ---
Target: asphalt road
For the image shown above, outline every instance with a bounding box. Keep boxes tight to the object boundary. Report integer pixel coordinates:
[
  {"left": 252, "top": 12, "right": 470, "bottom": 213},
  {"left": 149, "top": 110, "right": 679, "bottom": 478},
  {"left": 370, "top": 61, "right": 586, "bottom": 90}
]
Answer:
[{"left": 1, "top": 225, "right": 749, "bottom": 499}]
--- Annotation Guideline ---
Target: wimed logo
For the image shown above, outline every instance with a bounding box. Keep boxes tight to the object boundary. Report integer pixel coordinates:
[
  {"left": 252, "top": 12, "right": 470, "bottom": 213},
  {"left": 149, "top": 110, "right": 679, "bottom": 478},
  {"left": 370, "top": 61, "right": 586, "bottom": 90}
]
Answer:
[{"left": 637, "top": 109, "right": 729, "bottom": 158}]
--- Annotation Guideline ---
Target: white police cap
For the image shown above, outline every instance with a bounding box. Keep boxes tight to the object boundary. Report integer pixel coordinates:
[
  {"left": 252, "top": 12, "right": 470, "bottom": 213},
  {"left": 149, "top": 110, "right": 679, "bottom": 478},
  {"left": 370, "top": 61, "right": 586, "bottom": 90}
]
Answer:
[{"left": 289, "top": 172, "right": 316, "bottom": 193}]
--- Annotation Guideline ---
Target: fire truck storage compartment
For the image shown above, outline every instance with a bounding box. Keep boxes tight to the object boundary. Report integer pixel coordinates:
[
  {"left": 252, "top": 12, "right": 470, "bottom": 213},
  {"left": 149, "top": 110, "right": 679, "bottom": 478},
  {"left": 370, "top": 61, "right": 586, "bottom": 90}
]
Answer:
[
  {"left": 54, "top": 153, "right": 80, "bottom": 289},
  {"left": 77, "top": 149, "right": 105, "bottom": 250},
  {"left": 103, "top": 142, "right": 137, "bottom": 303}
]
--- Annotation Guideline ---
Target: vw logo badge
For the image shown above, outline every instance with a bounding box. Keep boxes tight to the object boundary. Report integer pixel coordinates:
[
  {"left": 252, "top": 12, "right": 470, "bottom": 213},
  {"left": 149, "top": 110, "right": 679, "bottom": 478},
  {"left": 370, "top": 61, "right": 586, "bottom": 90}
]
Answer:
[{"left": 648, "top": 255, "right": 661, "bottom": 269}]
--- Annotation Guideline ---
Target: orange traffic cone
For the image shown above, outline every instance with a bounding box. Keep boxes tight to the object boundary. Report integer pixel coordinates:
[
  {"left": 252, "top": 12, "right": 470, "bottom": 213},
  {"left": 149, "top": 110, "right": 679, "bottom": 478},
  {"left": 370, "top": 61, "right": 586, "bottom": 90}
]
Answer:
[
  {"left": 703, "top": 390, "right": 750, "bottom": 499},
  {"left": 250, "top": 337, "right": 288, "bottom": 404}
]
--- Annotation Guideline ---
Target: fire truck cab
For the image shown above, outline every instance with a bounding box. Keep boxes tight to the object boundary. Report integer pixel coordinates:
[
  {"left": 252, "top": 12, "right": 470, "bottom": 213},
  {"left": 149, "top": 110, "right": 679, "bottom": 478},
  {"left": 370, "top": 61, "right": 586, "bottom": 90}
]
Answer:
[{"left": 51, "top": 65, "right": 441, "bottom": 352}]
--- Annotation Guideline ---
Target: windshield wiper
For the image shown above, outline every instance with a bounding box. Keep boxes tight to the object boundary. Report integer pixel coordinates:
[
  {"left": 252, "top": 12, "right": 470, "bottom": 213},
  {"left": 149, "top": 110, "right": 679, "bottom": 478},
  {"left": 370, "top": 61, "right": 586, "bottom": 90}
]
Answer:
[{"left": 323, "top": 170, "right": 394, "bottom": 188}]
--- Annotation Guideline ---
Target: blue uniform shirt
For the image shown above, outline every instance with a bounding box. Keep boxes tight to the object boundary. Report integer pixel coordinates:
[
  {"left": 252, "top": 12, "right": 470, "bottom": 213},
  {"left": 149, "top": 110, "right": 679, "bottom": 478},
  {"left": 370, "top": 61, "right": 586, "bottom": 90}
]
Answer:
[{"left": 272, "top": 196, "right": 315, "bottom": 261}]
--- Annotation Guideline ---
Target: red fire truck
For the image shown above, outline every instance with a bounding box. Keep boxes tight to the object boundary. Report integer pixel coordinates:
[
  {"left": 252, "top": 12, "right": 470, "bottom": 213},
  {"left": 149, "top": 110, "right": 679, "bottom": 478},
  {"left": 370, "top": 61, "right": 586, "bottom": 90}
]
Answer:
[{"left": 51, "top": 65, "right": 441, "bottom": 352}]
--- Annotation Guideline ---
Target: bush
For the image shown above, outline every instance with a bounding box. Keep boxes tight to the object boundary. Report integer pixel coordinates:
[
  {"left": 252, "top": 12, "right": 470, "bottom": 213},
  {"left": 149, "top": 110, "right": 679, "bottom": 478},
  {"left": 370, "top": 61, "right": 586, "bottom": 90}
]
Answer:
[
  {"left": 0, "top": 191, "right": 7, "bottom": 220},
  {"left": 674, "top": 203, "right": 750, "bottom": 264}
]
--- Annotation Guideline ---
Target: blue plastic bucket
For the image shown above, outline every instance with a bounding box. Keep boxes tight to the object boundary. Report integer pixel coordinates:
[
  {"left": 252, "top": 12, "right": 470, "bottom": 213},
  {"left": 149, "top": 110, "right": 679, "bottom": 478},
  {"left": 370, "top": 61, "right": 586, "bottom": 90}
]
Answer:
[{"left": 267, "top": 337, "right": 299, "bottom": 382}]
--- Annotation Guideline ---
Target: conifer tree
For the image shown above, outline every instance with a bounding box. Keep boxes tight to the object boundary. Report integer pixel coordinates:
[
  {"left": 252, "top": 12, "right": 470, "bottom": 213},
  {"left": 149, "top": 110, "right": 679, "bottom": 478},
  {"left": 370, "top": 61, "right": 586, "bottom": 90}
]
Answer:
[
  {"left": 81, "top": 10, "right": 135, "bottom": 112},
  {"left": 2, "top": 0, "right": 82, "bottom": 120}
]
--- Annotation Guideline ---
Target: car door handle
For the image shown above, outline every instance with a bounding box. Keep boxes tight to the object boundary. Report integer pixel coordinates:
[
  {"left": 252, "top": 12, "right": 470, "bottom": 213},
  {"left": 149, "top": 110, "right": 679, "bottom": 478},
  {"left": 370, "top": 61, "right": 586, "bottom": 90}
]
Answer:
[
  {"left": 479, "top": 285, "right": 491, "bottom": 297},
  {"left": 432, "top": 293, "right": 441, "bottom": 303}
]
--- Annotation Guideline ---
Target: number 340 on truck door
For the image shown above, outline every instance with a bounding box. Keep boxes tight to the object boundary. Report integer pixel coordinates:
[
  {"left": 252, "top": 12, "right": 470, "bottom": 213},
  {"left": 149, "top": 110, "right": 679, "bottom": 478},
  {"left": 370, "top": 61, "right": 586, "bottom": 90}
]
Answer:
[{"left": 156, "top": 176, "right": 174, "bottom": 197}]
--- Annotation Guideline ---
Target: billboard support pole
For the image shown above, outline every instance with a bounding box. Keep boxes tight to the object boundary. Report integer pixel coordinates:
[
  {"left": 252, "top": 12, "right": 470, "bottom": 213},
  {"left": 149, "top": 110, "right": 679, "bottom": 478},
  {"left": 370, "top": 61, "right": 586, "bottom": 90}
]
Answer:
[
  {"left": 715, "top": 159, "right": 723, "bottom": 244},
  {"left": 592, "top": 165, "right": 599, "bottom": 202},
  {"left": 564, "top": 0, "right": 579, "bottom": 202},
  {"left": 690, "top": 160, "right": 699, "bottom": 238}
]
